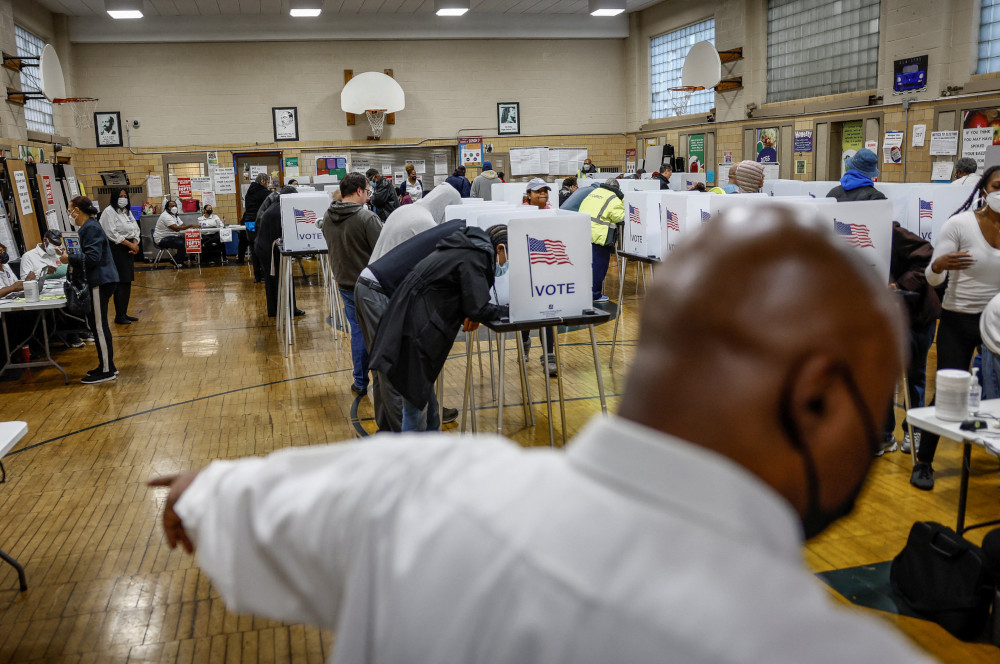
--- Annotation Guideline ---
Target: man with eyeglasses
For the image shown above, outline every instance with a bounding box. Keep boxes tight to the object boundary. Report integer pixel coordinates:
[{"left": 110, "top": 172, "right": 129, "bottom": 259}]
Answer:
[{"left": 19, "top": 229, "right": 68, "bottom": 278}]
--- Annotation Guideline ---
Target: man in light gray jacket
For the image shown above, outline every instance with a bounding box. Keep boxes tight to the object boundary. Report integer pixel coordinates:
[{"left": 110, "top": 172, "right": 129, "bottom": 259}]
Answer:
[{"left": 470, "top": 161, "right": 501, "bottom": 200}]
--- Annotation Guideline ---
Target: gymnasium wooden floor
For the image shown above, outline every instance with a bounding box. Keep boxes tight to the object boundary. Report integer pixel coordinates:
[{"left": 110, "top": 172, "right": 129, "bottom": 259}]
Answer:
[{"left": 0, "top": 258, "right": 996, "bottom": 663}]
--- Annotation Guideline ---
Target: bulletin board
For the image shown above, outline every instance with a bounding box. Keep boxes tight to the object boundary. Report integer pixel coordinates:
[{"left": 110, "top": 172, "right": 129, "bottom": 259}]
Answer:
[
  {"left": 5, "top": 159, "right": 40, "bottom": 250},
  {"left": 301, "top": 147, "right": 457, "bottom": 189}
]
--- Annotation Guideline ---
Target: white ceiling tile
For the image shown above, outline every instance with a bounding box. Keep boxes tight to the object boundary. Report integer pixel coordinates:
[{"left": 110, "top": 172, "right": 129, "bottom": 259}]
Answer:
[{"left": 193, "top": 0, "right": 222, "bottom": 13}]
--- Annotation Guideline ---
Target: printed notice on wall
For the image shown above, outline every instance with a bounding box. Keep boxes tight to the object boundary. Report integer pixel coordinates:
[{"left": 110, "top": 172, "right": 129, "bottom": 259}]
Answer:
[
  {"left": 146, "top": 174, "right": 163, "bottom": 198},
  {"left": 912, "top": 124, "right": 926, "bottom": 147},
  {"left": 930, "top": 131, "right": 960, "bottom": 156},
  {"left": 13, "top": 170, "right": 32, "bottom": 215},
  {"left": 214, "top": 170, "right": 237, "bottom": 195},
  {"left": 931, "top": 162, "right": 954, "bottom": 181},
  {"left": 435, "top": 157, "right": 448, "bottom": 175},
  {"left": 190, "top": 177, "right": 212, "bottom": 193}
]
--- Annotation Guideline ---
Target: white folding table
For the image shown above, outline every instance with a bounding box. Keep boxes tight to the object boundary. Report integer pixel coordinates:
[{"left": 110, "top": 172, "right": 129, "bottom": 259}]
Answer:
[
  {"left": 0, "top": 294, "right": 69, "bottom": 383},
  {"left": 0, "top": 421, "right": 28, "bottom": 591}
]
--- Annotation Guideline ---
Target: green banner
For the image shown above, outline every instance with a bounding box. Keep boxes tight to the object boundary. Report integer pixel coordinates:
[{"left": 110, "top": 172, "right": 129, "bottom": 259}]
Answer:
[{"left": 688, "top": 134, "right": 705, "bottom": 172}]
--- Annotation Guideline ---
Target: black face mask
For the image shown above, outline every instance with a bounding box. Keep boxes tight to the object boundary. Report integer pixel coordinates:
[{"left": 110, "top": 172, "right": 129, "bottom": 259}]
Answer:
[
  {"left": 0, "top": 250, "right": 8, "bottom": 265},
  {"left": 778, "top": 360, "right": 880, "bottom": 540},
  {"left": 204, "top": 210, "right": 213, "bottom": 216}
]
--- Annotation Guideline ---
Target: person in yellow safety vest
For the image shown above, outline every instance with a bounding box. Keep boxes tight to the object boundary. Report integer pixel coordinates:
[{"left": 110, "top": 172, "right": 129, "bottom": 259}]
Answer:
[
  {"left": 578, "top": 158, "right": 599, "bottom": 179},
  {"left": 579, "top": 178, "right": 625, "bottom": 302}
]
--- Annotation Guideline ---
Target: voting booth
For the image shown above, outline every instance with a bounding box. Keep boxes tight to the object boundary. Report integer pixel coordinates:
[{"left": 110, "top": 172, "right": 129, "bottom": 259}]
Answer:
[
  {"left": 623, "top": 191, "right": 663, "bottom": 258},
  {"left": 507, "top": 214, "right": 592, "bottom": 322},
  {"left": 280, "top": 192, "right": 329, "bottom": 252},
  {"left": 668, "top": 172, "right": 708, "bottom": 191},
  {"left": 818, "top": 200, "right": 893, "bottom": 283}
]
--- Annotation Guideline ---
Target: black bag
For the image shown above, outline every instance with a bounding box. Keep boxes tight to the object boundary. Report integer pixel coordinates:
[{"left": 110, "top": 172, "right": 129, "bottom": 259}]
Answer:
[
  {"left": 890, "top": 521, "right": 995, "bottom": 640},
  {"left": 64, "top": 254, "right": 90, "bottom": 317}
]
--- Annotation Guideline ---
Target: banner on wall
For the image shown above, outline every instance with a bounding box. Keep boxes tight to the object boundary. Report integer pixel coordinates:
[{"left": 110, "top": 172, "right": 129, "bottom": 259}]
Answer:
[
  {"left": 961, "top": 108, "right": 999, "bottom": 170},
  {"left": 689, "top": 134, "right": 705, "bottom": 172},
  {"left": 756, "top": 128, "right": 778, "bottom": 163},
  {"left": 459, "top": 137, "right": 483, "bottom": 169},
  {"left": 794, "top": 130, "right": 813, "bottom": 152},
  {"left": 841, "top": 120, "right": 864, "bottom": 176}
]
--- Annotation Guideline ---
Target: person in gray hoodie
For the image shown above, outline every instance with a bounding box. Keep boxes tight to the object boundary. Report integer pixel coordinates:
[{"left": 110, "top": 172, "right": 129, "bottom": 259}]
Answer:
[
  {"left": 318, "top": 172, "right": 383, "bottom": 396},
  {"left": 470, "top": 161, "right": 501, "bottom": 200}
]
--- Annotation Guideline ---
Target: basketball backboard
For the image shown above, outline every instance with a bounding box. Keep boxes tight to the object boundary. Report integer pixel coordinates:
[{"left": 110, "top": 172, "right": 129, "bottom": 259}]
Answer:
[
  {"left": 341, "top": 72, "right": 405, "bottom": 114},
  {"left": 39, "top": 44, "right": 66, "bottom": 102},
  {"left": 681, "top": 41, "right": 722, "bottom": 90}
]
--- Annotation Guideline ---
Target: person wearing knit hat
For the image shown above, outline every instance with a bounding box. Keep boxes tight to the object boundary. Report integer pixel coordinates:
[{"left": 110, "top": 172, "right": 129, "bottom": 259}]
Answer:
[
  {"left": 722, "top": 163, "right": 740, "bottom": 194},
  {"left": 735, "top": 160, "right": 765, "bottom": 193},
  {"left": 825, "top": 148, "right": 886, "bottom": 202}
]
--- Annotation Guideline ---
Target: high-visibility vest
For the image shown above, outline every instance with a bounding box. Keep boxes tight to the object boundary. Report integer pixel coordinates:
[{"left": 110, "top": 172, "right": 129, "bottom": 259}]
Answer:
[{"left": 578, "top": 187, "right": 624, "bottom": 246}]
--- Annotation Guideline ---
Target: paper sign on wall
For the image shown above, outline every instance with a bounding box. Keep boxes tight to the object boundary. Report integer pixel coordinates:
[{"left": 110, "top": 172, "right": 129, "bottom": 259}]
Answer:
[
  {"left": 460, "top": 137, "right": 483, "bottom": 169},
  {"left": 912, "top": 124, "right": 926, "bottom": 147},
  {"left": 507, "top": 214, "right": 592, "bottom": 322},
  {"left": 883, "top": 131, "right": 904, "bottom": 164},
  {"left": 214, "top": 171, "right": 236, "bottom": 195},
  {"left": 930, "top": 131, "right": 960, "bottom": 156},
  {"left": 411, "top": 160, "right": 426, "bottom": 174},
  {"left": 931, "top": 162, "right": 954, "bottom": 181},
  {"left": 44, "top": 209, "right": 58, "bottom": 231},
  {"left": 146, "top": 175, "right": 163, "bottom": 197},
  {"left": 184, "top": 229, "right": 202, "bottom": 254},
  {"left": 191, "top": 177, "right": 212, "bottom": 193},
  {"left": 280, "top": 192, "right": 329, "bottom": 252},
  {"left": 67, "top": 176, "right": 79, "bottom": 198},
  {"left": 13, "top": 170, "right": 32, "bottom": 215},
  {"left": 178, "top": 177, "right": 192, "bottom": 198},
  {"left": 202, "top": 191, "right": 216, "bottom": 207}
]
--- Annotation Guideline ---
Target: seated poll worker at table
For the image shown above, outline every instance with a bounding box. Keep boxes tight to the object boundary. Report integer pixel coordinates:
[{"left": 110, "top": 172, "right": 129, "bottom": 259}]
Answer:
[
  {"left": 197, "top": 204, "right": 227, "bottom": 264},
  {"left": 100, "top": 189, "right": 141, "bottom": 324},
  {"left": 0, "top": 241, "right": 32, "bottom": 296},
  {"left": 0, "top": 242, "right": 36, "bottom": 380},
  {"left": 20, "top": 230, "right": 68, "bottom": 278},
  {"left": 369, "top": 225, "right": 509, "bottom": 432},
  {"left": 154, "top": 200, "right": 199, "bottom": 263},
  {"left": 149, "top": 206, "right": 932, "bottom": 663}
]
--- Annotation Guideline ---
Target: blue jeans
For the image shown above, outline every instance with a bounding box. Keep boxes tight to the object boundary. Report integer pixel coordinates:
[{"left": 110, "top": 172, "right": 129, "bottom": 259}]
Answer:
[
  {"left": 982, "top": 346, "right": 1000, "bottom": 399},
  {"left": 401, "top": 390, "right": 441, "bottom": 432},
  {"left": 340, "top": 288, "right": 369, "bottom": 390},
  {"left": 592, "top": 244, "right": 613, "bottom": 299}
]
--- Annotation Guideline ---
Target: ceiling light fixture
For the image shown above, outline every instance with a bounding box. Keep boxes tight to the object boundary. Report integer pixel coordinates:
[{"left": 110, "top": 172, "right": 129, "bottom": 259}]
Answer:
[
  {"left": 105, "top": 0, "right": 143, "bottom": 19},
  {"left": 588, "top": 0, "right": 626, "bottom": 17},
  {"left": 435, "top": 0, "right": 470, "bottom": 17},
  {"left": 290, "top": 1, "right": 322, "bottom": 17}
]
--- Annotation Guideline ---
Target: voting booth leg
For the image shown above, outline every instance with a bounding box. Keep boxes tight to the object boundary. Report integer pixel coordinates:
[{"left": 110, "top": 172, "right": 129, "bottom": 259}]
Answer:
[
  {"left": 276, "top": 256, "right": 286, "bottom": 346},
  {"left": 496, "top": 332, "right": 506, "bottom": 434},
  {"left": 552, "top": 329, "right": 568, "bottom": 445},
  {"left": 0, "top": 548, "right": 26, "bottom": 592},
  {"left": 475, "top": 328, "right": 485, "bottom": 384},
  {"left": 515, "top": 333, "right": 535, "bottom": 427},
  {"left": 589, "top": 324, "right": 608, "bottom": 415},
  {"left": 540, "top": 327, "right": 555, "bottom": 447},
  {"left": 609, "top": 256, "right": 629, "bottom": 367},
  {"left": 487, "top": 330, "right": 496, "bottom": 402}
]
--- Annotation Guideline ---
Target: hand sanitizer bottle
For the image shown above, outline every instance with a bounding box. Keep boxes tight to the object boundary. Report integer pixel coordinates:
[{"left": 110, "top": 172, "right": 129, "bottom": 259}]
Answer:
[{"left": 969, "top": 367, "right": 982, "bottom": 414}]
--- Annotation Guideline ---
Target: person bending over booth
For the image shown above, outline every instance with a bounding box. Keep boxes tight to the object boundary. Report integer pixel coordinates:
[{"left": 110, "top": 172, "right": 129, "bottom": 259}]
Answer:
[
  {"left": 254, "top": 186, "right": 305, "bottom": 318},
  {"left": 579, "top": 178, "right": 625, "bottom": 303},
  {"left": 149, "top": 206, "right": 932, "bottom": 664}
]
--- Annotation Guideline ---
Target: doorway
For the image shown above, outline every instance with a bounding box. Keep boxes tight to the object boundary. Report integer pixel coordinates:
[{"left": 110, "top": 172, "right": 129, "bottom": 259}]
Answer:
[{"left": 232, "top": 151, "right": 283, "bottom": 221}]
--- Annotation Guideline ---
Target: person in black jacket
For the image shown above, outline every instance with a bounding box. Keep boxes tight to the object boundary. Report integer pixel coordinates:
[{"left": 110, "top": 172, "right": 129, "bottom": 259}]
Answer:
[
  {"left": 825, "top": 149, "right": 886, "bottom": 202},
  {"left": 241, "top": 172, "right": 271, "bottom": 281},
  {"left": 254, "top": 186, "right": 305, "bottom": 318},
  {"left": 365, "top": 168, "right": 400, "bottom": 222},
  {"left": 369, "top": 225, "right": 509, "bottom": 431},
  {"left": 653, "top": 165, "right": 672, "bottom": 190},
  {"left": 68, "top": 195, "right": 120, "bottom": 384},
  {"left": 445, "top": 166, "right": 472, "bottom": 198}
]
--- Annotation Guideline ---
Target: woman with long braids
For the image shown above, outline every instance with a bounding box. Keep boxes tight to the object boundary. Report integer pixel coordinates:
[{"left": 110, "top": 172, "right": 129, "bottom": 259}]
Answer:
[{"left": 912, "top": 165, "right": 1000, "bottom": 489}]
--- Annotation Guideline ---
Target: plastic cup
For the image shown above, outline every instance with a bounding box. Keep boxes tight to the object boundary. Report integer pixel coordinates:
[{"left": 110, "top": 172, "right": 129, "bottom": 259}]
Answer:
[{"left": 23, "top": 280, "right": 39, "bottom": 303}]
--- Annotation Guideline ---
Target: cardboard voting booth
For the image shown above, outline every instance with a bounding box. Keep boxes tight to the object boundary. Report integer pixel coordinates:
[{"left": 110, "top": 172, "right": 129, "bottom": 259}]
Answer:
[
  {"left": 623, "top": 191, "right": 663, "bottom": 258},
  {"left": 445, "top": 202, "right": 517, "bottom": 224},
  {"left": 507, "top": 214, "right": 592, "bottom": 322},
  {"left": 478, "top": 208, "right": 556, "bottom": 232},
  {"left": 661, "top": 192, "right": 712, "bottom": 257},
  {"left": 280, "top": 193, "right": 329, "bottom": 252},
  {"left": 817, "top": 200, "right": 893, "bottom": 284},
  {"left": 668, "top": 172, "right": 708, "bottom": 191}
]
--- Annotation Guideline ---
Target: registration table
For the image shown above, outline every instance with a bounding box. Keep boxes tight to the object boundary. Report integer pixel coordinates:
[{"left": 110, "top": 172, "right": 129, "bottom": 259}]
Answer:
[
  {"left": 0, "top": 420, "right": 28, "bottom": 591},
  {"left": 0, "top": 280, "right": 70, "bottom": 384},
  {"left": 907, "top": 401, "right": 1000, "bottom": 535}
]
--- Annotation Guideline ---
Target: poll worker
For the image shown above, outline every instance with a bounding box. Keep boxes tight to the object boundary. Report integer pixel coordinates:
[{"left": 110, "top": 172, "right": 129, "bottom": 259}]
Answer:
[
  {"left": 369, "top": 224, "right": 508, "bottom": 431},
  {"left": 254, "top": 186, "right": 304, "bottom": 319},
  {"left": 952, "top": 157, "right": 980, "bottom": 186},
  {"left": 445, "top": 166, "right": 472, "bottom": 198},
  {"left": 154, "top": 200, "right": 199, "bottom": 264},
  {"left": 825, "top": 149, "right": 885, "bottom": 202},
  {"left": 357, "top": 218, "right": 466, "bottom": 432},
  {"left": 0, "top": 241, "right": 31, "bottom": 296},
  {"left": 396, "top": 164, "right": 423, "bottom": 202},
  {"left": 369, "top": 183, "right": 459, "bottom": 263},
  {"left": 912, "top": 165, "right": 1000, "bottom": 490},
  {"left": 99, "top": 188, "right": 141, "bottom": 323},
  {"left": 241, "top": 172, "right": 271, "bottom": 281},
  {"left": 559, "top": 176, "right": 578, "bottom": 206},
  {"left": 20, "top": 229, "right": 68, "bottom": 278},
  {"left": 578, "top": 157, "right": 598, "bottom": 176},
  {"left": 470, "top": 160, "right": 501, "bottom": 200},
  {"left": 579, "top": 178, "right": 625, "bottom": 303},
  {"left": 319, "top": 173, "right": 383, "bottom": 397},
  {"left": 148, "top": 206, "right": 931, "bottom": 663},
  {"left": 69, "top": 196, "right": 120, "bottom": 384},
  {"left": 722, "top": 163, "right": 741, "bottom": 194},
  {"left": 196, "top": 204, "right": 226, "bottom": 264}
]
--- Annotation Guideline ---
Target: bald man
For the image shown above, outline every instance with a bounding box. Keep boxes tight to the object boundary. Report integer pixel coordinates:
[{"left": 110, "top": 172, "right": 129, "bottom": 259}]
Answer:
[{"left": 149, "top": 207, "right": 930, "bottom": 663}]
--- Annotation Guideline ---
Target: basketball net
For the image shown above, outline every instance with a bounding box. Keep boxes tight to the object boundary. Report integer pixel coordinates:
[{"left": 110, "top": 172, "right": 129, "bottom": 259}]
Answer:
[
  {"left": 365, "top": 109, "right": 387, "bottom": 139},
  {"left": 669, "top": 90, "right": 694, "bottom": 117},
  {"left": 53, "top": 97, "right": 98, "bottom": 129}
]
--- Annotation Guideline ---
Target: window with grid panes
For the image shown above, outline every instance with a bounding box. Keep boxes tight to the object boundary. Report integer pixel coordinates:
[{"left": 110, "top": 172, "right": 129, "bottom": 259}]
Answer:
[
  {"left": 650, "top": 19, "right": 715, "bottom": 119},
  {"left": 766, "top": 0, "right": 879, "bottom": 104},
  {"left": 15, "top": 25, "right": 55, "bottom": 134},
  {"left": 979, "top": 0, "right": 1000, "bottom": 74}
]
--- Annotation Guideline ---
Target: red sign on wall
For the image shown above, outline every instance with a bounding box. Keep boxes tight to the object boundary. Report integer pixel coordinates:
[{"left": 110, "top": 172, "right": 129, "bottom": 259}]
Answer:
[
  {"left": 178, "top": 177, "right": 192, "bottom": 198},
  {"left": 41, "top": 175, "right": 54, "bottom": 206},
  {"left": 184, "top": 229, "right": 202, "bottom": 253}
]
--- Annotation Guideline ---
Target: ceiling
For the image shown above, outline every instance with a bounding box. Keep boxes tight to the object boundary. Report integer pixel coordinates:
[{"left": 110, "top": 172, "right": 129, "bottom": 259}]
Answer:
[{"left": 37, "top": 0, "right": 661, "bottom": 16}]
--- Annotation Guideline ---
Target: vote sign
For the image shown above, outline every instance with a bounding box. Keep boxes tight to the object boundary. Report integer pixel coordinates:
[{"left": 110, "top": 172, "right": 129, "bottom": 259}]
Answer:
[
  {"left": 184, "top": 229, "right": 201, "bottom": 253},
  {"left": 280, "top": 192, "right": 329, "bottom": 252},
  {"left": 507, "top": 214, "right": 591, "bottom": 322},
  {"left": 623, "top": 191, "right": 662, "bottom": 258}
]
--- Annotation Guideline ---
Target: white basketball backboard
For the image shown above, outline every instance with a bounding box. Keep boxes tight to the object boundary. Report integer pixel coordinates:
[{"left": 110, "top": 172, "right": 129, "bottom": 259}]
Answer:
[
  {"left": 39, "top": 44, "right": 66, "bottom": 101},
  {"left": 341, "top": 72, "right": 405, "bottom": 114},
  {"left": 682, "top": 41, "right": 722, "bottom": 90}
]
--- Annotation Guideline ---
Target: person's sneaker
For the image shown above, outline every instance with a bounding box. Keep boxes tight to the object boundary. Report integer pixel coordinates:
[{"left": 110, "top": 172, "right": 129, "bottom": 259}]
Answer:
[
  {"left": 911, "top": 462, "right": 935, "bottom": 490},
  {"left": 124, "top": 314, "right": 139, "bottom": 322},
  {"left": 86, "top": 367, "right": 119, "bottom": 377},
  {"left": 81, "top": 371, "right": 117, "bottom": 384},
  {"left": 350, "top": 384, "right": 368, "bottom": 397},
  {"left": 876, "top": 434, "right": 898, "bottom": 457},
  {"left": 541, "top": 353, "right": 558, "bottom": 377},
  {"left": 522, "top": 337, "right": 531, "bottom": 363},
  {"left": 67, "top": 336, "right": 84, "bottom": 349},
  {"left": 901, "top": 430, "right": 920, "bottom": 453},
  {"left": 441, "top": 407, "right": 459, "bottom": 424},
  {"left": 593, "top": 295, "right": 610, "bottom": 303}
]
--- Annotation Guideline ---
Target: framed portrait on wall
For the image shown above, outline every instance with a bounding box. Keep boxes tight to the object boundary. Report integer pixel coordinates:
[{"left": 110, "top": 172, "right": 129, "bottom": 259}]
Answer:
[
  {"left": 94, "top": 111, "right": 122, "bottom": 148},
  {"left": 497, "top": 102, "right": 520, "bottom": 136},
  {"left": 273, "top": 107, "right": 299, "bottom": 142}
]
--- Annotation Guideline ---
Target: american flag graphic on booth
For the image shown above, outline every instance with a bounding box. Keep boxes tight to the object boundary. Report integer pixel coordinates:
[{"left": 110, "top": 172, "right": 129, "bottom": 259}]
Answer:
[
  {"left": 527, "top": 236, "right": 573, "bottom": 265},
  {"left": 665, "top": 209, "right": 680, "bottom": 232},
  {"left": 834, "top": 220, "right": 874, "bottom": 248},
  {"left": 918, "top": 199, "right": 933, "bottom": 220},
  {"left": 629, "top": 204, "right": 642, "bottom": 225},
  {"left": 700, "top": 210, "right": 711, "bottom": 224},
  {"left": 294, "top": 208, "right": 317, "bottom": 224}
]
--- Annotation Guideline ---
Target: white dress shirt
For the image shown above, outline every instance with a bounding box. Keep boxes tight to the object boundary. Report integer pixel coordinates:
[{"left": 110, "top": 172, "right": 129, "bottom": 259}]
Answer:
[
  {"left": 19, "top": 244, "right": 63, "bottom": 277},
  {"left": 99, "top": 206, "right": 140, "bottom": 244},
  {"left": 0, "top": 263, "right": 18, "bottom": 287},
  {"left": 197, "top": 214, "right": 223, "bottom": 229},
  {"left": 952, "top": 173, "right": 980, "bottom": 186},
  {"left": 154, "top": 211, "right": 184, "bottom": 242},
  {"left": 175, "top": 416, "right": 931, "bottom": 664}
]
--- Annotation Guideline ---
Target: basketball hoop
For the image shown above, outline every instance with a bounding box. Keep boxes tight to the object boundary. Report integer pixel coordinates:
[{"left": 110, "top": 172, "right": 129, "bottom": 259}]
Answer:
[
  {"left": 668, "top": 86, "right": 703, "bottom": 117},
  {"left": 53, "top": 97, "right": 98, "bottom": 129},
  {"left": 365, "top": 109, "right": 387, "bottom": 140}
]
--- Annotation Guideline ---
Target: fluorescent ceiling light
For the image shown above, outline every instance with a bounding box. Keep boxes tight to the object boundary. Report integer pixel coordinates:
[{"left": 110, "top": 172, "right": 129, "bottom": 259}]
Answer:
[
  {"left": 105, "top": 0, "right": 143, "bottom": 19},
  {"left": 435, "top": 1, "right": 469, "bottom": 16},
  {"left": 290, "top": 1, "right": 321, "bottom": 17},
  {"left": 588, "top": 0, "right": 626, "bottom": 16}
]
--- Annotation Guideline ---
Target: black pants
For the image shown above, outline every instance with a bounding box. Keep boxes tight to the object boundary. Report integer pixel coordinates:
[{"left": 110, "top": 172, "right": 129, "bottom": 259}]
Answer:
[
  {"left": 237, "top": 229, "right": 250, "bottom": 263},
  {"left": 87, "top": 282, "right": 117, "bottom": 374},
  {"left": 261, "top": 247, "right": 296, "bottom": 317},
  {"left": 356, "top": 279, "right": 404, "bottom": 432},
  {"left": 246, "top": 231, "right": 263, "bottom": 280},
  {"left": 918, "top": 310, "right": 981, "bottom": 464},
  {"left": 522, "top": 327, "right": 556, "bottom": 355}
]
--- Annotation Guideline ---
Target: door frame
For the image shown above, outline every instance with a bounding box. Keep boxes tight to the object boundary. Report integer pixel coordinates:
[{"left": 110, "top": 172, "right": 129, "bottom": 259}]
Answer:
[{"left": 231, "top": 150, "right": 283, "bottom": 221}]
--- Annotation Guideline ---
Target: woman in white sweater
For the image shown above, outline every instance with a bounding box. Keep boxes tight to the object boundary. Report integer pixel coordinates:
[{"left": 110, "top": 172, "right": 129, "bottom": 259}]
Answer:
[{"left": 913, "top": 166, "right": 1000, "bottom": 490}]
